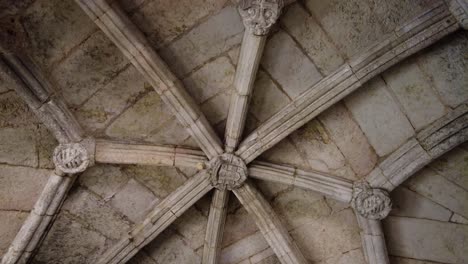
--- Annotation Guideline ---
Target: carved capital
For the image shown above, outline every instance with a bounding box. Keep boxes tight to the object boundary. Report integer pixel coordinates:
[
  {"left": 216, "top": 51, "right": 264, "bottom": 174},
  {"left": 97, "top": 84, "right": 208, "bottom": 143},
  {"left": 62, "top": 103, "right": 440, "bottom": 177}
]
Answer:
[
  {"left": 449, "top": 0, "right": 468, "bottom": 29},
  {"left": 53, "top": 142, "right": 91, "bottom": 174},
  {"left": 351, "top": 181, "right": 392, "bottom": 220},
  {"left": 209, "top": 154, "right": 248, "bottom": 190},
  {"left": 238, "top": 0, "right": 284, "bottom": 35}
]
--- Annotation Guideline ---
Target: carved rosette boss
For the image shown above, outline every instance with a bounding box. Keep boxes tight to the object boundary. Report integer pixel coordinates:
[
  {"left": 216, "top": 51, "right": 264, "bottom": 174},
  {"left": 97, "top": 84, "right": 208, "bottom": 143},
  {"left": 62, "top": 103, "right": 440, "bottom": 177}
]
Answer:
[
  {"left": 53, "top": 143, "right": 90, "bottom": 174},
  {"left": 351, "top": 182, "right": 392, "bottom": 220},
  {"left": 210, "top": 154, "right": 248, "bottom": 190},
  {"left": 238, "top": 0, "right": 284, "bottom": 35}
]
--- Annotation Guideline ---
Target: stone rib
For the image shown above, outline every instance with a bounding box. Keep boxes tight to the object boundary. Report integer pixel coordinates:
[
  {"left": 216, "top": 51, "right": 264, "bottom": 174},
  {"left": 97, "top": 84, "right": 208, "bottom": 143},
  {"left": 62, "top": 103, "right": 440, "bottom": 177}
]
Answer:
[
  {"left": 356, "top": 215, "right": 390, "bottom": 264},
  {"left": 225, "top": 32, "right": 267, "bottom": 152},
  {"left": 1, "top": 172, "right": 75, "bottom": 264},
  {"left": 366, "top": 104, "right": 468, "bottom": 191},
  {"left": 75, "top": 0, "right": 223, "bottom": 159},
  {"left": 95, "top": 139, "right": 207, "bottom": 169},
  {"left": 236, "top": 2, "right": 460, "bottom": 163},
  {"left": 249, "top": 161, "right": 353, "bottom": 203},
  {"left": 98, "top": 171, "right": 213, "bottom": 264},
  {"left": 0, "top": 53, "right": 84, "bottom": 143},
  {"left": 233, "top": 181, "right": 308, "bottom": 264},
  {"left": 202, "top": 189, "right": 229, "bottom": 264}
]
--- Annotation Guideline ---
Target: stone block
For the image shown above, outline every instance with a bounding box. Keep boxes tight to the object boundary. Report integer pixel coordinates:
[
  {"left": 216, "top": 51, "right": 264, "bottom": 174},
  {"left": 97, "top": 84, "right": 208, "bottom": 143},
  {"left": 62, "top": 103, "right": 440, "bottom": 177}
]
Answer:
[
  {"left": 128, "top": 251, "right": 158, "bottom": 264},
  {"left": 0, "top": 165, "right": 49, "bottom": 211},
  {"left": 172, "top": 207, "right": 207, "bottom": 250},
  {"left": 146, "top": 229, "right": 201, "bottom": 264},
  {"left": 0, "top": 211, "right": 29, "bottom": 256},
  {"left": 159, "top": 6, "right": 244, "bottom": 78},
  {"left": 405, "top": 168, "right": 468, "bottom": 219},
  {"left": 221, "top": 232, "right": 270, "bottom": 264},
  {"left": 0, "top": 92, "right": 37, "bottom": 128},
  {"left": 345, "top": 77, "right": 415, "bottom": 156},
  {"left": 78, "top": 164, "right": 129, "bottom": 200},
  {"left": 145, "top": 118, "right": 193, "bottom": 147},
  {"left": 106, "top": 91, "right": 174, "bottom": 140},
  {"left": 384, "top": 217, "right": 468, "bottom": 263},
  {"left": 51, "top": 31, "right": 128, "bottom": 107},
  {"left": 259, "top": 138, "right": 310, "bottom": 170},
  {"left": 63, "top": 188, "right": 131, "bottom": 240},
  {"left": 417, "top": 32, "right": 468, "bottom": 108},
  {"left": 77, "top": 65, "right": 147, "bottom": 132},
  {"left": 37, "top": 125, "right": 57, "bottom": 169},
  {"left": 320, "top": 103, "right": 378, "bottom": 176},
  {"left": 390, "top": 187, "right": 451, "bottom": 222},
  {"left": 290, "top": 120, "right": 346, "bottom": 171},
  {"left": 290, "top": 209, "right": 361, "bottom": 262},
  {"left": 130, "top": 0, "right": 228, "bottom": 47},
  {"left": 382, "top": 60, "right": 445, "bottom": 130},
  {"left": 22, "top": 0, "right": 96, "bottom": 69},
  {"left": 317, "top": 248, "right": 365, "bottom": 264},
  {"left": 250, "top": 70, "right": 291, "bottom": 122},
  {"left": 451, "top": 213, "right": 468, "bottom": 225},
  {"left": 123, "top": 166, "right": 188, "bottom": 199},
  {"left": 261, "top": 30, "right": 322, "bottom": 99},
  {"left": 281, "top": 4, "right": 344, "bottom": 75},
  {"left": 33, "top": 213, "right": 107, "bottom": 264},
  {"left": 390, "top": 256, "right": 439, "bottom": 264},
  {"left": 303, "top": 0, "right": 386, "bottom": 58},
  {"left": 0, "top": 126, "right": 37, "bottom": 167},
  {"left": 430, "top": 147, "right": 468, "bottom": 190},
  {"left": 201, "top": 89, "right": 231, "bottom": 125},
  {"left": 222, "top": 203, "right": 260, "bottom": 248},
  {"left": 183, "top": 56, "right": 235, "bottom": 104},
  {"left": 110, "top": 178, "right": 158, "bottom": 223}
]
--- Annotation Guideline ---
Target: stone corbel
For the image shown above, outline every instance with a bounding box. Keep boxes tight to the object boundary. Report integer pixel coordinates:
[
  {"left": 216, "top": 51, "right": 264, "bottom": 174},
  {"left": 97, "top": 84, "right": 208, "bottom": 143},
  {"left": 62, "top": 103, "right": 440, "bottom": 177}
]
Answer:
[{"left": 238, "top": 0, "right": 284, "bottom": 35}]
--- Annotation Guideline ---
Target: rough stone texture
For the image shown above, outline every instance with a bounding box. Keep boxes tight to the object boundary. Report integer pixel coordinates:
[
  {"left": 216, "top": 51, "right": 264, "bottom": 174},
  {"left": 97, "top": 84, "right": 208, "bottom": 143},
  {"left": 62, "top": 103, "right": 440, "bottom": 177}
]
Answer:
[
  {"left": 78, "top": 164, "right": 130, "bottom": 200},
  {"left": 0, "top": 211, "right": 29, "bottom": 256},
  {"left": 0, "top": 126, "right": 37, "bottom": 167},
  {"left": 51, "top": 31, "right": 128, "bottom": 107},
  {"left": 76, "top": 65, "right": 147, "bottom": 133},
  {"left": 145, "top": 229, "right": 201, "bottom": 264},
  {"left": 417, "top": 32, "right": 468, "bottom": 108},
  {"left": 21, "top": 0, "right": 96, "bottom": 69},
  {"left": 0, "top": 165, "right": 50, "bottom": 211},
  {"left": 281, "top": 4, "right": 344, "bottom": 75},
  {"left": 159, "top": 6, "right": 244, "bottom": 78},
  {"left": 345, "top": 77, "right": 415, "bottom": 157},
  {"left": 430, "top": 147, "right": 468, "bottom": 190},
  {"left": 405, "top": 168, "right": 468, "bottom": 219},
  {"left": 320, "top": 103, "right": 378, "bottom": 177},
  {"left": 109, "top": 178, "right": 158, "bottom": 223},
  {"left": 382, "top": 59, "right": 446, "bottom": 130},
  {"left": 0, "top": 91, "right": 37, "bottom": 128},
  {"left": 129, "top": 0, "right": 228, "bottom": 48},
  {"left": 384, "top": 217, "right": 468, "bottom": 263},
  {"left": 261, "top": 30, "right": 322, "bottom": 99}
]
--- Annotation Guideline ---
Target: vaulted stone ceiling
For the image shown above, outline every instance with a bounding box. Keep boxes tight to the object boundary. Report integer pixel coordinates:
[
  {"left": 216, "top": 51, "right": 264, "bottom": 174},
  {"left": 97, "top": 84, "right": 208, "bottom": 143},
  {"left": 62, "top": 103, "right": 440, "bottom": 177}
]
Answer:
[{"left": 0, "top": 0, "right": 467, "bottom": 264}]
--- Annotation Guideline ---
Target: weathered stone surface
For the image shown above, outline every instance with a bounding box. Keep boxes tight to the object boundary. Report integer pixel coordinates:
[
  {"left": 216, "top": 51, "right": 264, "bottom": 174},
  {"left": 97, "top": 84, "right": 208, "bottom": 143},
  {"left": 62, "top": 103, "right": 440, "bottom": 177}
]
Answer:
[
  {"left": 221, "top": 232, "right": 270, "bottom": 264},
  {"left": 0, "top": 126, "right": 37, "bottom": 167},
  {"left": 290, "top": 120, "right": 346, "bottom": 171},
  {"left": 250, "top": 70, "right": 290, "bottom": 123},
  {"left": 281, "top": 4, "right": 344, "bottom": 75},
  {"left": 222, "top": 203, "right": 259, "bottom": 248},
  {"left": 173, "top": 207, "right": 207, "bottom": 250},
  {"left": 110, "top": 178, "right": 158, "bottom": 223},
  {"left": 451, "top": 213, "right": 468, "bottom": 225},
  {"left": 78, "top": 164, "right": 129, "bottom": 200},
  {"left": 37, "top": 125, "right": 57, "bottom": 169},
  {"left": 128, "top": 251, "right": 158, "bottom": 264},
  {"left": 430, "top": 147, "right": 468, "bottom": 191},
  {"left": 33, "top": 213, "right": 107, "bottom": 264},
  {"left": 106, "top": 91, "right": 174, "bottom": 140},
  {"left": 144, "top": 118, "right": 194, "bottom": 146},
  {"left": 76, "top": 65, "right": 147, "bottom": 132},
  {"left": 291, "top": 209, "right": 361, "bottom": 262},
  {"left": 384, "top": 217, "right": 468, "bottom": 263},
  {"left": 317, "top": 248, "right": 365, "bottom": 264},
  {"left": 63, "top": 188, "right": 131, "bottom": 240},
  {"left": 261, "top": 30, "right": 322, "bottom": 99},
  {"left": 320, "top": 103, "right": 377, "bottom": 176},
  {"left": 160, "top": 6, "right": 244, "bottom": 78},
  {"left": 130, "top": 0, "right": 228, "bottom": 47},
  {"left": 0, "top": 211, "right": 29, "bottom": 256},
  {"left": 389, "top": 256, "right": 439, "bottom": 264},
  {"left": 260, "top": 138, "right": 310, "bottom": 170},
  {"left": 303, "top": 0, "right": 386, "bottom": 58},
  {"left": 417, "top": 32, "right": 468, "bottom": 108},
  {"left": 390, "top": 187, "right": 451, "bottom": 222},
  {"left": 0, "top": 92, "right": 37, "bottom": 128},
  {"left": 405, "top": 168, "right": 468, "bottom": 219},
  {"left": 0, "top": 166, "right": 50, "bottom": 211},
  {"left": 146, "top": 229, "right": 201, "bottom": 264},
  {"left": 123, "top": 166, "right": 187, "bottom": 199},
  {"left": 345, "top": 77, "right": 415, "bottom": 156},
  {"left": 51, "top": 31, "right": 128, "bottom": 107},
  {"left": 22, "top": 0, "right": 96, "bottom": 68},
  {"left": 382, "top": 60, "right": 446, "bottom": 130}
]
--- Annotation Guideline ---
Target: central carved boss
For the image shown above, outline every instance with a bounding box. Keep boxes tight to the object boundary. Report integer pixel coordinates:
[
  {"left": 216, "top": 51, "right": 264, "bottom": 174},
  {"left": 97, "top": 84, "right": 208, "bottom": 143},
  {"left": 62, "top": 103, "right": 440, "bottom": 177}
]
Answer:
[{"left": 210, "top": 154, "right": 248, "bottom": 190}]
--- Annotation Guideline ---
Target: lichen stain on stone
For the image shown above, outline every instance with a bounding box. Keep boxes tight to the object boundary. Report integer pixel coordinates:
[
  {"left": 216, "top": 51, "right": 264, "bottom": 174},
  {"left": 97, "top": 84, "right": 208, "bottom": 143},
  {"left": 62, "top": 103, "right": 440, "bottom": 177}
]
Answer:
[{"left": 295, "top": 120, "right": 330, "bottom": 144}]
